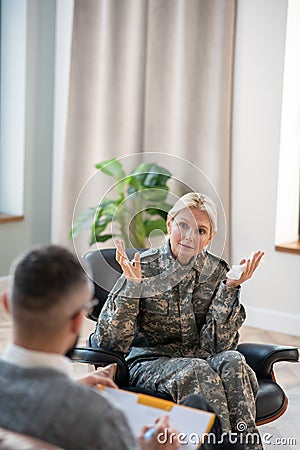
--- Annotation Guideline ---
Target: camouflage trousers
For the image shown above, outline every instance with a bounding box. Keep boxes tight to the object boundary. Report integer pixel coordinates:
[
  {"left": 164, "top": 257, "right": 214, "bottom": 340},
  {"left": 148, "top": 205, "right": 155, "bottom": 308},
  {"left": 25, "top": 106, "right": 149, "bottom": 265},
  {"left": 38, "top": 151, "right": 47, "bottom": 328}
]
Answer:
[{"left": 129, "top": 350, "right": 263, "bottom": 450}]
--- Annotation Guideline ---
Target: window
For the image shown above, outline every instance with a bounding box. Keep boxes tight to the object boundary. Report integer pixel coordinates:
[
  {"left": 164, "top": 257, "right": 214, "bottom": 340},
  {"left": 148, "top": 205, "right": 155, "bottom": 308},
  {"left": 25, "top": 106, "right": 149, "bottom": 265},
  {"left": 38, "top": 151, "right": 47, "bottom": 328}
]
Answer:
[
  {"left": 275, "top": 0, "right": 300, "bottom": 254},
  {"left": 0, "top": 0, "right": 26, "bottom": 218}
]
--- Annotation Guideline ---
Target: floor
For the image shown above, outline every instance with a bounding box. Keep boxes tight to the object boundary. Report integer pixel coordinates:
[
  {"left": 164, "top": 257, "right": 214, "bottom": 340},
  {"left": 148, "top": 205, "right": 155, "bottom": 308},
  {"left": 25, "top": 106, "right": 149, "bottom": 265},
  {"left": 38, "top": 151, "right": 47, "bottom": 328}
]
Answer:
[{"left": 1, "top": 304, "right": 299, "bottom": 449}]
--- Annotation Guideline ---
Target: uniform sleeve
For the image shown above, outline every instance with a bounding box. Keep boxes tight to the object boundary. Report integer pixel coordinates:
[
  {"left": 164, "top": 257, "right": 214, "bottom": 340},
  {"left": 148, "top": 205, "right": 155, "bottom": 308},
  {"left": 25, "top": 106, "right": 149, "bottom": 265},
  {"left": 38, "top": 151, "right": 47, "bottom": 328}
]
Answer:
[
  {"left": 94, "top": 274, "right": 143, "bottom": 353},
  {"left": 200, "top": 270, "right": 246, "bottom": 355}
]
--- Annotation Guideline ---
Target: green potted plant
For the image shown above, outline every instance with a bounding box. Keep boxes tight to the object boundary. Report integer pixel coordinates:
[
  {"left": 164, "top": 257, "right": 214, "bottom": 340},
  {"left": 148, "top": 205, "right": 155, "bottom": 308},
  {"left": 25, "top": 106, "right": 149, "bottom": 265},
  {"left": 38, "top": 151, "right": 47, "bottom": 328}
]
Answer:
[{"left": 70, "top": 158, "right": 173, "bottom": 248}]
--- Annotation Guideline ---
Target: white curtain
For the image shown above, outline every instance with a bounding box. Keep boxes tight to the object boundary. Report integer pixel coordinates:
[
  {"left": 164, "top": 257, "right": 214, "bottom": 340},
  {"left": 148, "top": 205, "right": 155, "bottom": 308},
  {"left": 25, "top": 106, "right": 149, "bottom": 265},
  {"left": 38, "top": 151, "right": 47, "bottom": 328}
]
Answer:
[{"left": 59, "top": 0, "right": 236, "bottom": 261}]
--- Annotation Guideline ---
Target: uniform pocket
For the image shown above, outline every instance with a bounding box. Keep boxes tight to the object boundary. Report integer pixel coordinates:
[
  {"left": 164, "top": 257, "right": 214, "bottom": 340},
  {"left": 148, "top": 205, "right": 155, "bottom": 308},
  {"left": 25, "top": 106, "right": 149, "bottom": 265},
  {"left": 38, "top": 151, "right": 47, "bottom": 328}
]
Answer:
[{"left": 141, "top": 297, "right": 169, "bottom": 315}]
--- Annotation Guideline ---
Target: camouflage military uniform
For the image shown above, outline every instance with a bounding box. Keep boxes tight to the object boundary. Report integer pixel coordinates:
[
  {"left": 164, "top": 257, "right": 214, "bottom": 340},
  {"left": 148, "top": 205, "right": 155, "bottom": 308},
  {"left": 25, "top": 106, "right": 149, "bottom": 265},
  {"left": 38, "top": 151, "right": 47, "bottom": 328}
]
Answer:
[{"left": 94, "top": 241, "right": 262, "bottom": 449}]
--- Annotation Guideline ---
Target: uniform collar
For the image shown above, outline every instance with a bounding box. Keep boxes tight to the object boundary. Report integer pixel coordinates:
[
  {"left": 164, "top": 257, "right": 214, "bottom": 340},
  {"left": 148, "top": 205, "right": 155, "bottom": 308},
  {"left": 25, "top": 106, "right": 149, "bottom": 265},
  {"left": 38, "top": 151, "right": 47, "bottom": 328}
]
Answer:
[
  {"left": 161, "top": 238, "right": 204, "bottom": 271},
  {"left": 161, "top": 239, "right": 219, "bottom": 281}
]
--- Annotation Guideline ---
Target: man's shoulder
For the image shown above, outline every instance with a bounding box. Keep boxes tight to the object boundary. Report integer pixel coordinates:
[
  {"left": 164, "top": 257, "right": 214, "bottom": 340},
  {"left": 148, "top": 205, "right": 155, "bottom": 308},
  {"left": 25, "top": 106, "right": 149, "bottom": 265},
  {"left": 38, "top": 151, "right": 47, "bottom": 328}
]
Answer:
[
  {"left": 43, "top": 371, "right": 121, "bottom": 415},
  {"left": 0, "top": 362, "right": 136, "bottom": 450},
  {"left": 0, "top": 361, "right": 128, "bottom": 426},
  {"left": 0, "top": 360, "right": 116, "bottom": 413}
]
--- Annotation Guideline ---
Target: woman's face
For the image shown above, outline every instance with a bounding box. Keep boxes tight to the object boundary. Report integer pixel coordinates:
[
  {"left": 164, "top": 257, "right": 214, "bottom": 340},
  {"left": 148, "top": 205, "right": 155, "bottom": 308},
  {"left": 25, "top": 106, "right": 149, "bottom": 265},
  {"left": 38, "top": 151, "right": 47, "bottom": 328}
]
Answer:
[{"left": 167, "top": 207, "right": 215, "bottom": 265}]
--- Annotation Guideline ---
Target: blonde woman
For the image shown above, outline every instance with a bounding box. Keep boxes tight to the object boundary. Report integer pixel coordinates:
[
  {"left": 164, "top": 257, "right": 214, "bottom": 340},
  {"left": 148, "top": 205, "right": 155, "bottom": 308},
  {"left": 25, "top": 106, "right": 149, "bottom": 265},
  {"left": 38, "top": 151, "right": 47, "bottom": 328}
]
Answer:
[{"left": 95, "top": 193, "right": 264, "bottom": 449}]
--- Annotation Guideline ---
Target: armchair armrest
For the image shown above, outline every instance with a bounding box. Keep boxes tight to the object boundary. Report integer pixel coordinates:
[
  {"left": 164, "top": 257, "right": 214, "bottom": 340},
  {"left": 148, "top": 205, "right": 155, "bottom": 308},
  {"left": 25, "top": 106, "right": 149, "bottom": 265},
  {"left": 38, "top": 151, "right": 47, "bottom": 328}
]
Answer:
[
  {"left": 71, "top": 347, "right": 130, "bottom": 387},
  {"left": 237, "top": 343, "right": 299, "bottom": 378}
]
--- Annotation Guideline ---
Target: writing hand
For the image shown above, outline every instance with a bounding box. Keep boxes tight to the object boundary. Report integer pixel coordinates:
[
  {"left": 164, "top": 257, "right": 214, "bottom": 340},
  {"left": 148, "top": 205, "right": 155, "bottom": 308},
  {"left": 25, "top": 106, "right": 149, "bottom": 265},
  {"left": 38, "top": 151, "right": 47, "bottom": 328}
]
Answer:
[
  {"left": 139, "top": 416, "right": 180, "bottom": 450},
  {"left": 115, "top": 239, "right": 141, "bottom": 282},
  {"left": 226, "top": 250, "right": 265, "bottom": 288}
]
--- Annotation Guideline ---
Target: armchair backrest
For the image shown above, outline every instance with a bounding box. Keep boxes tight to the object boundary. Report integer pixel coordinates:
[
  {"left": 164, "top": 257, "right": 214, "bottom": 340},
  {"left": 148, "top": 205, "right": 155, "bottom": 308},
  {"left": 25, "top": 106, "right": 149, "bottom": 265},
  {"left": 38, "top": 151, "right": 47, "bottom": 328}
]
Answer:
[{"left": 84, "top": 248, "right": 146, "bottom": 321}]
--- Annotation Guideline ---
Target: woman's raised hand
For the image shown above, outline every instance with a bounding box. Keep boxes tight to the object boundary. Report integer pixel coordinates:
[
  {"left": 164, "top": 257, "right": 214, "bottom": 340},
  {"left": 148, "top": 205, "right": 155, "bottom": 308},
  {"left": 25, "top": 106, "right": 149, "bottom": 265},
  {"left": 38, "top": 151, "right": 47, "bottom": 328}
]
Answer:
[
  {"left": 226, "top": 250, "right": 265, "bottom": 288},
  {"left": 115, "top": 239, "right": 142, "bottom": 282}
]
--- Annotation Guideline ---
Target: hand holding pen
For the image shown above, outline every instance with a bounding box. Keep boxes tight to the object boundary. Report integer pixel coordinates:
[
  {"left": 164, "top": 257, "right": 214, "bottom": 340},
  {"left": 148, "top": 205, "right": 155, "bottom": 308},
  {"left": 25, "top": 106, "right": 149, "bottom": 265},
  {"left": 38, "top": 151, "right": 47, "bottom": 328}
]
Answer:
[{"left": 139, "top": 415, "right": 180, "bottom": 450}]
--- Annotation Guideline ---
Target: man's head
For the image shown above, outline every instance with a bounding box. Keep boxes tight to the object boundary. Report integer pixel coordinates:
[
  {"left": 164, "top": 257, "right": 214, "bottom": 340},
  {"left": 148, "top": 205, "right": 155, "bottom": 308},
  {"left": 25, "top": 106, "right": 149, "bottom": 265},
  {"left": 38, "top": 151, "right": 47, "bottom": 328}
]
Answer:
[{"left": 3, "top": 244, "right": 93, "bottom": 354}]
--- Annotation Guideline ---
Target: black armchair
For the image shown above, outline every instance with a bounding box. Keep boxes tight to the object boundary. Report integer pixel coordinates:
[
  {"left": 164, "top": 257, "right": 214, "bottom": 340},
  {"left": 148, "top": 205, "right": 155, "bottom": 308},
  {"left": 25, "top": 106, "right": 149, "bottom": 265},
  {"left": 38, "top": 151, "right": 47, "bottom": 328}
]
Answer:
[{"left": 72, "top": 248, "right": 299, "bottom": 426}]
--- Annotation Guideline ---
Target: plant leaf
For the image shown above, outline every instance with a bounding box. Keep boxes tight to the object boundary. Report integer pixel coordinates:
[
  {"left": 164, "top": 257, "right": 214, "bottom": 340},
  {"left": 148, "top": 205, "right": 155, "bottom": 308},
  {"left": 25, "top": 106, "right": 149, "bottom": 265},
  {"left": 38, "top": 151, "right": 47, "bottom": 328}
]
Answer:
[
  {"left": 144, "top": 218, "right": 167, "bottom": 236},
  {"left": 146, "top": 202, "right": 173, "bottom": 218},
  {"left": 132, "top": 163, "right": 171, "bottom": 187},
  {"left": 95, "top": 158, "right": 126, "bottom": 180},
  {"left": 72, "top": 159, "right": 173, "bottom": 248},
  {"left": 141, "top": 187, "right": 169, "bottom": 202},
  {"left": 95, "top": 234, "right": 113, "bottom": 243},
  {"left": 96, "top": 199, "right": 119, "bottom": 220},
  {"left": 69, "top": 207, "right": 97, "bottom": 238},
  {"left": 95, "top": 219, "right": 111, "bottom": 231},
  {"left": 88, "top": 233, "right": 113, "bottom": 246},
  {"left": 126, "top": 175, "right": 142, "bottom": 193}
]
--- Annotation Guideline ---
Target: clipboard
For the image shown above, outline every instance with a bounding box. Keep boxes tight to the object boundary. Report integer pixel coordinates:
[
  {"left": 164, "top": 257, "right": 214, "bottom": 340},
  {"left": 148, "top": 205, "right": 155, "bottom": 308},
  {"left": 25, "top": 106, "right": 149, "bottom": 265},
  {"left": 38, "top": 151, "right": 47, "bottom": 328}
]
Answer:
[{"left": 99, "top": 386, "right": 215, "bottom": 449}]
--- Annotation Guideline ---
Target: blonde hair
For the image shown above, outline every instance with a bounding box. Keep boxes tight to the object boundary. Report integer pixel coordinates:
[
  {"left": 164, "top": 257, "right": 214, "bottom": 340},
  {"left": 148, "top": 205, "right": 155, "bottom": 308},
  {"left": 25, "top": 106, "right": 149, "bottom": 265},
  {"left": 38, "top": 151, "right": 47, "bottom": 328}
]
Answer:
[{"left": 168, "top": 193, "right": 217, "bottom": 235}]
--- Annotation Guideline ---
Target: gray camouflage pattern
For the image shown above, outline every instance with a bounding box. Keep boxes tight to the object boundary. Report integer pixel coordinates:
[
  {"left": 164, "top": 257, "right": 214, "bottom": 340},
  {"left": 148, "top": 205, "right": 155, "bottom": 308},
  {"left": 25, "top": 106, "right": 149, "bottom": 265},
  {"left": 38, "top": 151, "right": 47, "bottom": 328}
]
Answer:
[{"left": 94, "top": 241, "right": 263, "bottom": 449}]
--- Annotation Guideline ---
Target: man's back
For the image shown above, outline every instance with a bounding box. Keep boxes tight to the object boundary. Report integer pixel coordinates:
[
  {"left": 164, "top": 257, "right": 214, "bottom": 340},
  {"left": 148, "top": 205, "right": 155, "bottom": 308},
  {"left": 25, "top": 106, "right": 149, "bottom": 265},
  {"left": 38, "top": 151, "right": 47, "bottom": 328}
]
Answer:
[{"left": 0, "top": 361, "right": 137, "bottom": 450}]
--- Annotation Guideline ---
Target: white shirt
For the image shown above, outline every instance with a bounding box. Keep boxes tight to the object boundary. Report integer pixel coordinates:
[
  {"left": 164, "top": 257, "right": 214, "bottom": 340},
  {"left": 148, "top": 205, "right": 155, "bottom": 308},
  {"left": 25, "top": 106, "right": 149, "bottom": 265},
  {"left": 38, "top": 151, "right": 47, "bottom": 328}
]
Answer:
[{"left": 1, "top": 343, "right": 74, "bottom": 378}]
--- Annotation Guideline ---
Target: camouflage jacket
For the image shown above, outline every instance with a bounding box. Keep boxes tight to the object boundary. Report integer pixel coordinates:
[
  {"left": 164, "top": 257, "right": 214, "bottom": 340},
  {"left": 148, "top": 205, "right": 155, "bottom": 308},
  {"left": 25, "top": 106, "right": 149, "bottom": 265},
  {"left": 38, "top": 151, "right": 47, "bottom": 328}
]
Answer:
[{"left": 94, "top": 241, "right": 246, "bottom": 363}]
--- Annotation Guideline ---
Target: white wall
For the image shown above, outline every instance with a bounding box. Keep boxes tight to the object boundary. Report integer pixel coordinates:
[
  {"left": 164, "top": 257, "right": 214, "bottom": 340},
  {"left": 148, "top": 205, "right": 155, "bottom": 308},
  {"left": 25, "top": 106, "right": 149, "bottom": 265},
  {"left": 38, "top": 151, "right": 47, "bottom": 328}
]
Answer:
[{"left": 232, "top": 0, "right": 300, "bottom": 336}]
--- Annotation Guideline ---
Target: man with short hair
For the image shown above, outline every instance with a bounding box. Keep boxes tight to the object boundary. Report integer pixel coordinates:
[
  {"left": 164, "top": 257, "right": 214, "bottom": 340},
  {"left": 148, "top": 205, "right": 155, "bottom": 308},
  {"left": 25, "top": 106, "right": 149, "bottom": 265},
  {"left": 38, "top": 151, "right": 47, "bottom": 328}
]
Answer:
[{"left": 0, "top": 245, "right": 179, "bottom": 450}]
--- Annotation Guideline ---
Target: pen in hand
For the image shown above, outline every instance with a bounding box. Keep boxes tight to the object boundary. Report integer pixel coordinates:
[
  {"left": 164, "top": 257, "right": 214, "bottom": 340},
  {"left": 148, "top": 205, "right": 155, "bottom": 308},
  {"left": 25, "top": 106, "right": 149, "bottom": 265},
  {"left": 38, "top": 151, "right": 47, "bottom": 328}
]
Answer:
[
  {"left": 139, "top": 416, "right": 180, "bottom": 449},
  {"left": 143, "top": 427, "right": 155, "bottom": 440}
]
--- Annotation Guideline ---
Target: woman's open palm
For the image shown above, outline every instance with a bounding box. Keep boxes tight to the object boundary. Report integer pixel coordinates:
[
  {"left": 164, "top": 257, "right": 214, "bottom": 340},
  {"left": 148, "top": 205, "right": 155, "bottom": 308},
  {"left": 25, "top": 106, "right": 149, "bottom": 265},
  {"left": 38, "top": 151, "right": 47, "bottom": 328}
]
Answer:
[
  {"left": 115, "top": 239, "right": 142, "bottom": 282},
  {"left": 226, "top": 250, "right": 265, "bottom": 288}
]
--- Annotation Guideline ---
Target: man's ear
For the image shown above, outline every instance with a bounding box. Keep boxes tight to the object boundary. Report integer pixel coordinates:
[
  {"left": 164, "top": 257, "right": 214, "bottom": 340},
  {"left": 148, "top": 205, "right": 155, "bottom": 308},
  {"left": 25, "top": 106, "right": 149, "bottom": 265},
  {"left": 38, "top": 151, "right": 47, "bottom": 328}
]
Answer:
[
  {"left": 2, "top": 292, "right": 10, "bottom": 314},
  {"left": 70, "top": 310, "right": 83, "bottom": 336}
]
